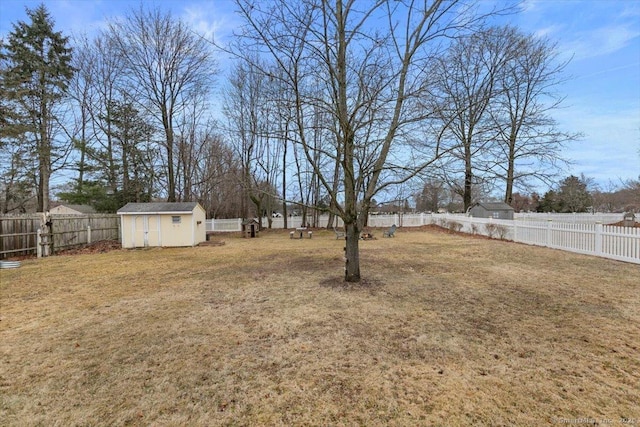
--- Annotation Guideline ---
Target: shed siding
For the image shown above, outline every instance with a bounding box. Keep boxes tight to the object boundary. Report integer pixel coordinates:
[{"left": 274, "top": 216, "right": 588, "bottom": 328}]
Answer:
[
  {"left": 160, "top": 214, "right": 191, "bottom": 247},
  {"left": 193, "top": 205, "right": 206, "bottom": 245}
]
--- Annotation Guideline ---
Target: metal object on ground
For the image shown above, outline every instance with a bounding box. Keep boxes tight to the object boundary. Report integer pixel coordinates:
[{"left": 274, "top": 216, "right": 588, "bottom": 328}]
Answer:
[{"left": 0, "top": 260, "right": 21, "bottom": 269}]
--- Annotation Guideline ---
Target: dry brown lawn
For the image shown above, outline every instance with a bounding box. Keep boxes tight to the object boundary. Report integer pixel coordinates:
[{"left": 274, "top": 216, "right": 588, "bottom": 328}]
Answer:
[{"left": 1, "top": 227, "right": 639, "bottom": 426}]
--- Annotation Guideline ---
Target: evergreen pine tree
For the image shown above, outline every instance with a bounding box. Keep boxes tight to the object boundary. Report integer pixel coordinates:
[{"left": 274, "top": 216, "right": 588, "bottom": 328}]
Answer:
[{"left": 0, "top": 4, "right": 73, "bottom": 212}]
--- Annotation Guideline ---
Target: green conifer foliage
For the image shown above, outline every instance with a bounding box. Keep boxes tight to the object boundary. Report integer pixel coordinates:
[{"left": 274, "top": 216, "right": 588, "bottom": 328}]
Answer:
[{"left": 0, "top": 4, "right": 73, "bottom": 212}]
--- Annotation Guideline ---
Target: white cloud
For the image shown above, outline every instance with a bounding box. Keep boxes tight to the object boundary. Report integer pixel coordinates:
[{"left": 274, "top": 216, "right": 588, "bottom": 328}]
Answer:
[
  {"left": 518, "top": 0, "right": 540, "bottom": 14},
  {"left": 562, "top": 24, "right": 640, "bottom": 61},
  {"left": 533, "top": 24, "right": 563, "bottom": 40},
  {"left": 180, "top": 1, "right": 239, "bottom": 44},
  {"left": 183, "top": 7, "right": 217, "bottom": 40}
]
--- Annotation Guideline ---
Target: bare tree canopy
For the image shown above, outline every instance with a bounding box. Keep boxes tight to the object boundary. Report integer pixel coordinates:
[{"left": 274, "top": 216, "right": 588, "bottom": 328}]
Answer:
[
  {"left": 488, "top": 27, "right": 579, "bottom": 203},
  {"left": 229, "top": 0, "right": 498, "bottom": 282},
  {"left": 431, "top": 25, "right": 579, "bottom": 211},
  {"left": 107, "top": 6, "right": 217, "bottom": 202}
]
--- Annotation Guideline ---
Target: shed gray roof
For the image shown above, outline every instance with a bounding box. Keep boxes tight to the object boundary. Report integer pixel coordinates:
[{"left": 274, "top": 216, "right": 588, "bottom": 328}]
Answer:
[
  {"left": 471, "top": 202, "right": 514, "bottom": 211},
  {"left": 117, "top": 202, "right": 200, "bottom": 214}
]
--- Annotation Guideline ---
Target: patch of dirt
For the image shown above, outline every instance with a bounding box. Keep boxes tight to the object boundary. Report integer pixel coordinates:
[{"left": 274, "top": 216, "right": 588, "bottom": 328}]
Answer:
[
  {"left": 56, "top": 240, "right": 122, "bottom": 255},
  {"left": 417, "top": 223, "right": 493, "bottom": 239},
  {"left": 319, "top": 275, "right": 386, "bottom": 291},
  {"left": 607, "top": 220, "right": 640, "bottom": 228},
  {"left": 199, "top": 239, "right": 225, "bottom": 247}
]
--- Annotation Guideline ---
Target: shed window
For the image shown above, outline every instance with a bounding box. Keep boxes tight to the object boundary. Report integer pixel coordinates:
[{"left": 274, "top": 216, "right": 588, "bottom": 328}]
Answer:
[
  {"left": 492, "top": 212, "right": 500, "bottom": 219},
  {"left": 172, "top": 216, "right": 181, "bottom": 224}
]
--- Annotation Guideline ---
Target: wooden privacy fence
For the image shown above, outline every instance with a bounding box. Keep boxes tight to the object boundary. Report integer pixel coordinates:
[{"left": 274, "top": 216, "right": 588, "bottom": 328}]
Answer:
[
  {"left": 0, "top": 215, "right": 41, "bottom": 259},
  {"left": 0, "top": 214, "right": 120, "bottom": 259}
]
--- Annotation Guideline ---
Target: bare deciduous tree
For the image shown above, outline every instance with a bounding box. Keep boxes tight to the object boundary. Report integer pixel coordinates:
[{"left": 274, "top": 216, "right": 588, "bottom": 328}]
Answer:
[
  {"left": 489, "top": 28, "right": 578, "bottom": 204},
  {"left": 223, "top": 59, "right": 268, "bottom": 222},
  {"left": 108, "top": 7, "right": 216, "bottom": 202},
  {"left": 232, "top": 0, "right": 489, "bottom": 282},
  {"left": 431, "top": 26, "right": 516, "bottom": 212}
]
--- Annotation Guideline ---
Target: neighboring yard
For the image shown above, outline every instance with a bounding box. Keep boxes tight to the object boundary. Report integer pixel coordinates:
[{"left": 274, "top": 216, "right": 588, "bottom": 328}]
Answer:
[{"left": 1, "top": 227, "right": 638, "bottom": 426}]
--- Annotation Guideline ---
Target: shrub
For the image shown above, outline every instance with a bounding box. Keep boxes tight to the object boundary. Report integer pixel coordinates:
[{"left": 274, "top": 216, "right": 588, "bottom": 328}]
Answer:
[
  {"left": 484, "top": 223, "right": 509, "bottom": 239},
  {"left": 484, "top": 223, "right": 497, "bottom": 238},
  {"left": 446, "top": 221, "right": 463, "bottom": 233},
  {"left": 495, "top": 224, "right": 509, "bottom": 240}
]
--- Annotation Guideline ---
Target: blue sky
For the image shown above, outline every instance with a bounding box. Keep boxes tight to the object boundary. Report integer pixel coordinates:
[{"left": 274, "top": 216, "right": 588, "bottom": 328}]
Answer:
[{"left": 1, "top": 0, "right": 639, "bottom": 191}]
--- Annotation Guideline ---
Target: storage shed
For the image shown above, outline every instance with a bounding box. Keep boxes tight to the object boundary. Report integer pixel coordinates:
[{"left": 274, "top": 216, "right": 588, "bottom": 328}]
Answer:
[
  {"left": 468, "top": 202, "right": 514, "bottom": 220},
  {"left": 117, "top": 202, "right": 206, "bottom": 248}
]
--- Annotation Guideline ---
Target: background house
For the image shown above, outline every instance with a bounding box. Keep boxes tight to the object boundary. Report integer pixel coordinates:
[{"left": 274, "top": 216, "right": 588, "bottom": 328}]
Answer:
[
  {"left": 117, "top": 202, "right": 206, "bottom": 248},
  {"left": 468, "top": 202, "right": 514, "bottom": 220},
  {"left": 49, "top": 204, "right": 96, "bottom": 215}
]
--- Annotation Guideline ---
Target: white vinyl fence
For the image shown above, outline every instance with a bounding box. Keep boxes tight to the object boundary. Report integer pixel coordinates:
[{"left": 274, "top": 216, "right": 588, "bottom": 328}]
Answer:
[
  {"left": 207, "top": 213, "right": 639, "bottom": 264},
  {"left": 207, "top": 216, "right": 345, "bottom": 232},
  {"left": 207, "top": 218, "right": 243, "bottom": 232},
  {"left": 515, "top": 212, "right": 623, "bottom": 224},
  {"left": 515, "top": 221, "right": 640, "bottom": 263},
  {"left": 429, "top": 214, "right": 639, "bottom": 265}
]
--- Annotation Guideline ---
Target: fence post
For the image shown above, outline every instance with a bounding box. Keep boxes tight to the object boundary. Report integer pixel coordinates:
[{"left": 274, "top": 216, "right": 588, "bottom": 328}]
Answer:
[
  {"left": 595, "top": 222, "right": 603, "bottom": 256},
  {"left": 546, "top": 219, "right": 553, "bottom": 247},
  {"left": 37, "top": 228, "right": 42, "bottom": 258},
  {"left": 87, "top": 225, "right": 92, "bottom": 244}
]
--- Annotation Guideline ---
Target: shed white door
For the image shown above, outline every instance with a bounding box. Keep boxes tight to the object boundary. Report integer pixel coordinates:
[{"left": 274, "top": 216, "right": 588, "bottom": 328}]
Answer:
[{"left": 133, "top": 215, "right": 160, "bottom": 247}]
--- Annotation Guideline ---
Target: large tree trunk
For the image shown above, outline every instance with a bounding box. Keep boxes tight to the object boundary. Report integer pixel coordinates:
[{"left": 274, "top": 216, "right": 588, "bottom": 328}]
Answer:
[
  {"left": 165, "top": 120, "right": 176, "bottom": 202},
  {"left": 504, "top": 165, "right": 514, "bottom": 205},
  {"left": 39, "top": 98, "right": 50, "bottom": 212},
  {"left": 464, "top": 166, "right": 473, "bottom": 212},
  {"left": 282, "top": 131, "right": 288, "bottom": 229},
  {"left": 504, "top": 135, "right": 516, "bottom": 205},
  {"left": 344, "top": 222, "right": 361, "bottom": 282}
]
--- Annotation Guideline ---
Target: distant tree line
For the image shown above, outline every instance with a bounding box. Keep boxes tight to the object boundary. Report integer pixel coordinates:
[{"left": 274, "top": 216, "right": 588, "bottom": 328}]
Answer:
[{"left": 414, "top": 174, "right": 640, "bottom": 214}]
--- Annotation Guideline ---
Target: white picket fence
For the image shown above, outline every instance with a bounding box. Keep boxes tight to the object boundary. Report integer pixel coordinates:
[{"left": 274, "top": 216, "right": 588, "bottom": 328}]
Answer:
[{"left": 206, "top": 213, "right": 639, "bottom": 264}]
